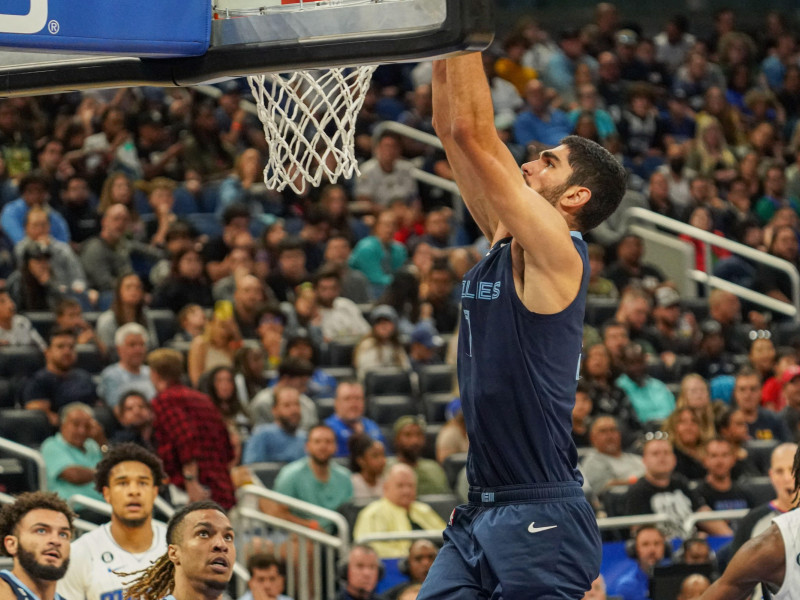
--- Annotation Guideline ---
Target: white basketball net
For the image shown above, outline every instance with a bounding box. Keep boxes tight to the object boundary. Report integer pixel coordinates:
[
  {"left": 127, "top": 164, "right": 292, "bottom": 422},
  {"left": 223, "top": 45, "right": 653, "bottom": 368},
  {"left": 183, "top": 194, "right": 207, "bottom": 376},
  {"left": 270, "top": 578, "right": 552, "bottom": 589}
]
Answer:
[{"left": 247, "top": 65, "right": 377, "bottom": 194}]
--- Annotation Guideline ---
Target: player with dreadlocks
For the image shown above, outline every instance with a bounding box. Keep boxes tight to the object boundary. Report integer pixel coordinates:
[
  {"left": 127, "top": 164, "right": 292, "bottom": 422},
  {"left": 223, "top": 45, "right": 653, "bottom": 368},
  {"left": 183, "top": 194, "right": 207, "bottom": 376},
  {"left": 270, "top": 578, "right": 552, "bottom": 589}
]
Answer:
[
  {"left": 0, "top": 492, "right": 75, "bottom": 600},
  {"left": 124, "top": 501, "right": 234, "bottom": 600},
  {"left": 699, "top": 444, "right": 800, "bottom": 600}
]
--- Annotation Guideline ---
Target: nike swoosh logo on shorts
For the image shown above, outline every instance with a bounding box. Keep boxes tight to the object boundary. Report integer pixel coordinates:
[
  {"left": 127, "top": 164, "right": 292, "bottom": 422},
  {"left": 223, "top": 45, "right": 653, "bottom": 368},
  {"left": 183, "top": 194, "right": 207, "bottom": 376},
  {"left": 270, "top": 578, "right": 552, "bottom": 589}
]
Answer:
[{"left": 528, "top": 522, "right": 557, "bottom": 534}]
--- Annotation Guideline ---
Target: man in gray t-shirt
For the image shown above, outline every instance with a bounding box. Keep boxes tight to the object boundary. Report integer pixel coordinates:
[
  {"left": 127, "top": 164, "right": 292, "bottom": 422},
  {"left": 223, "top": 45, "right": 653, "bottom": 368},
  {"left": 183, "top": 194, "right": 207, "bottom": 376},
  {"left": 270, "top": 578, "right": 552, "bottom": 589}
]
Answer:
[{"left": 581, "top": 415, "right": 645, "bottom": 494}]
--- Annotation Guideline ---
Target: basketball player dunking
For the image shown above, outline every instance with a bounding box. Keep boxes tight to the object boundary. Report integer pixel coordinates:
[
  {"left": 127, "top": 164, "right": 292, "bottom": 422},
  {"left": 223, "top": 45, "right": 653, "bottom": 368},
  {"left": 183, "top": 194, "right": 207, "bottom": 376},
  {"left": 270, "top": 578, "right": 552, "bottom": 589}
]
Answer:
[{"left": 417, "top": 54, "right": 627, "bottom": 600}]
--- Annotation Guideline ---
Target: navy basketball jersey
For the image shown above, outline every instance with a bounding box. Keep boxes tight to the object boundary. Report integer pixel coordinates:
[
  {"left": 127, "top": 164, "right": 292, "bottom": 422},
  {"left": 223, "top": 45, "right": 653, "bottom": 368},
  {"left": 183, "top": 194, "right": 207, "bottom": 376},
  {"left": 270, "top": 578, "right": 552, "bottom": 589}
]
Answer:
[
  {"left": 458, "top": 233, "right": 589, "bottom": 488},
  {"left": 0, "top": 571, "right": 66, "bottom": 600}
]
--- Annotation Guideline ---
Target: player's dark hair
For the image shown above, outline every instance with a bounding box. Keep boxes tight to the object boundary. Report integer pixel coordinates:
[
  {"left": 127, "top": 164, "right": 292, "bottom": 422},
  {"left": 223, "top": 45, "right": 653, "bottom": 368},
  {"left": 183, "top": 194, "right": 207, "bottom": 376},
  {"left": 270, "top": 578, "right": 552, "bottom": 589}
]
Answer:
[
  {"left": 125, "top": 501, "right": 226, "bottom": 600},
  {"left": 0, "top": 492, "right": 75, "bottom": 556},
  {"left": 560, "top": 135, "right": 627, "bottom": 233},
  {"left": 93, "top": 442, "right": 166, "bottom": 493},
  {"left": 247, "top": 552, "right": 285, "bottom": 576}
]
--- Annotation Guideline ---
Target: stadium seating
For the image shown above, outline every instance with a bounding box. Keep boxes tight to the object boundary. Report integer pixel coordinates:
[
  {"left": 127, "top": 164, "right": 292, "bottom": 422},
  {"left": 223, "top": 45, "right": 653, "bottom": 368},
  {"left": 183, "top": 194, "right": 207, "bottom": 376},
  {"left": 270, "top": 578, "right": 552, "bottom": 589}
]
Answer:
[
  {"left": 367, "top": 395, "right": 417, "bottom": 426},
  {"left": 316, "top": 397, "right": 336, "bottom": 421},
  {"left": 422, "top": 392, "right": 453, "bottom": 424},
  {"left": 0, "top": 409, "right": 52, "bottom": 447},
  {"left": 418, "top": 493, "right": 458, "bottom": 522},
  {"left": 417, "top": 364, "right": 455, "bottom": 396},
  {"left": 249, "top": 461, "right": 286, "bottom": 489},
  {"left": 743, "top": 439, "right": 780, "bottom": 476},
  {"left": 738, "top": 476, "right": 776, "bottom": 506},
  {"left": 442, "top": 452, "right": 467, "bottom": 490},
  {"left": 364, "top": 368, "right": 415, "bottom": 397},
  {"left": 0, "top": 346, "right": 44, "bottom": 378}
]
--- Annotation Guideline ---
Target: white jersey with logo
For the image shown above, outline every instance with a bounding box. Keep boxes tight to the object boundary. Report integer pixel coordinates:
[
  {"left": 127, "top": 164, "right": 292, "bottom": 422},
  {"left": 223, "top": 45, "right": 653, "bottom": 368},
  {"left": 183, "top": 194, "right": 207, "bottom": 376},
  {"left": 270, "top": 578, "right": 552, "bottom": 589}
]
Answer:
[
  {"left": 773, "top": 509, "right": 800, "bottom": 600},
  {"left": 57, "top": 521, "right": 167, "bottom": 600}
]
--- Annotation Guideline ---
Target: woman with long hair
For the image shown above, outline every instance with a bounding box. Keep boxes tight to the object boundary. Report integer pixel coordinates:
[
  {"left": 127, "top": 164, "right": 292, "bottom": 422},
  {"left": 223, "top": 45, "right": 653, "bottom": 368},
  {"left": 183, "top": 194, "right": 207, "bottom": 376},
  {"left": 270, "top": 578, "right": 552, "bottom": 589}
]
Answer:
[
  {"left": 187, "top": 306, "right": 242, "bottom": 387},
  {"left": 664, "top": 406, "right": 710, "bottom": 480},
  {"left": 202, "top": 365, "right": 251, "bottom": 464},
  {"left": 95, "top": 273, "right": 158, "bottom": 353},
  {"left": 97, "top": 172, "right": 147, "bottom": 240},
  {"left": 233, "top": 345, "right": 269, "bottom": 406},
  {"left": 675, "top": 373, "right": 717, "bottom": 441},
  {"left": 6, "top": 242, "right": 63, "bottom": 311},
  {"left": 348, "top": 433, "right": 387, "bottom": 501},
  {"left": 686, "top": 116, "right": 739, "bottom": 188}
]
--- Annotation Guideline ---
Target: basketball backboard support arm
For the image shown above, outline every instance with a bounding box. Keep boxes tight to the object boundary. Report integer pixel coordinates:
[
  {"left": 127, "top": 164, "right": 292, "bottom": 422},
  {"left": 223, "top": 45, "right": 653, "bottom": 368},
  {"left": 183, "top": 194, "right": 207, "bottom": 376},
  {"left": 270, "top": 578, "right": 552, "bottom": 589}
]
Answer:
[{"left": 0, "top": 0, "right": 493, "bottom": 97}]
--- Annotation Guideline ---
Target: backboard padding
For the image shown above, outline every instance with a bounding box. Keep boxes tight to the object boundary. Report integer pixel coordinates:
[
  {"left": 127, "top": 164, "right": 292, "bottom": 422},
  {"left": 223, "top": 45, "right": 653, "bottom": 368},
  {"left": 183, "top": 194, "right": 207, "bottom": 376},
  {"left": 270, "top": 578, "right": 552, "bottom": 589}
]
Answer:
[{"left": 0, "top": 0, "right": 493, "bottom": 97}]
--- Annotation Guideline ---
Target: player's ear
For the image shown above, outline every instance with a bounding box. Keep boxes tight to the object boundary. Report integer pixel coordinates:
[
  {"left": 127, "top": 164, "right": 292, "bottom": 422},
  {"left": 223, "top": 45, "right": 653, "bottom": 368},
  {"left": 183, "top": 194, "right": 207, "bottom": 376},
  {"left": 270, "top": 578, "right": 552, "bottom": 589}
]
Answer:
[
  {"left": 562, "top": 185, "right": 591, "bottom": 209},
  {"left": 168, "top": 543, "right": 180, "bottom": 565},
  {"left": 3, "top": 535, "right": 17, "bottom": 556},
  {"left": 102, "top": 486, "right": 111, "bottom": 504}
]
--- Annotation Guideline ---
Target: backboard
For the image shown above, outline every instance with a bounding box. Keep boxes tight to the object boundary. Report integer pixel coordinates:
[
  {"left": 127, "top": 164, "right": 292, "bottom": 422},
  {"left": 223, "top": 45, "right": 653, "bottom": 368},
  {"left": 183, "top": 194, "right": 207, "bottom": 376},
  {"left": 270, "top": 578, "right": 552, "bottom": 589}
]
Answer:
[{"left": 0, "top": 0, "right": 494, "bottom": 97}]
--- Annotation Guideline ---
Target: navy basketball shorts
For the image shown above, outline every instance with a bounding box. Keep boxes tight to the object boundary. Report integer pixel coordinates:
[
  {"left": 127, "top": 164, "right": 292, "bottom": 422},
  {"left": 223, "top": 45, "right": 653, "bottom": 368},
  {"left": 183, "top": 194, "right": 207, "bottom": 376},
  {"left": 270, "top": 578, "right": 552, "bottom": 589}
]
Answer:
[{"left": 417, "top": 482, "right": 601, "bottom": 600}]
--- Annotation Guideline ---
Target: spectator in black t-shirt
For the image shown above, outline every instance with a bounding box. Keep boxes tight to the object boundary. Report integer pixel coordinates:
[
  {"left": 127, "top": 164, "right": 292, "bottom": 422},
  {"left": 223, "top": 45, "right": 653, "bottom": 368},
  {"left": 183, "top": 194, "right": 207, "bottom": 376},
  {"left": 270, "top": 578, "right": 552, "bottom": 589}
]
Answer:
[
  {"left": 23, "top": 327, "right": 97, "bottom": 427},
  {"left": 603, "top": 234, "right": 666, "bottom": 294},
  {"left": 625, "top": 436, "right": 732, "bottom": 539},
  {"left": 695, "top": 438, "right": 753, "bottom": 513},
  {"left": 266, "top": 236, "right": 311, "bottom": 303},
  {"left": 59, "top": 175, "right": 99, "bottom": 251},
  {"left": 202, "top": 203, "right": 251, "bottom": 283}
]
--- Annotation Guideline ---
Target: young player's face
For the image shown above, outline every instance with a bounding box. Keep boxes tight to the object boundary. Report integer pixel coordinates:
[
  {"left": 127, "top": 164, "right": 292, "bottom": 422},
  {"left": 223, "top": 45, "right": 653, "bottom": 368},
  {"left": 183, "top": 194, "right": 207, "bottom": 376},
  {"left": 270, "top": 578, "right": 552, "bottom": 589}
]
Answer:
[
  {"left": 5, "top": 509, "right": 72, "bottom": 580},
  {"left": 103, "top": 460, "right": 158, "bottom": 528},
  {"left": 170, "top": 509, "right": 235, "bottom": 591},
  {"left": 521, "top": 145, "right": 573, "bottom": 205}
]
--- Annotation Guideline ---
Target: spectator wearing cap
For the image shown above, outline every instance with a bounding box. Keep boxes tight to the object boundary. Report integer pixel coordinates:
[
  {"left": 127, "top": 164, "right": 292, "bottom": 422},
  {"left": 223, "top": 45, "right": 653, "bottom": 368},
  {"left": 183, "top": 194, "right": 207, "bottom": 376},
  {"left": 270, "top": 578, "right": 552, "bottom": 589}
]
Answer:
[
  {"left": 313, "top": 266, "right": 370, "bottom": 342},
  {"left": 353, "top": 463, "right": 447, "bottom": 559},
  {"left": 513, "top": 79, "right": 572, "bottom": 148},
  {"left": 541, "top": 28, "right": 598, "bottom": 100},
  {"left": 408, "top": 321, "right": 444, "bottom": 372},
  {"left": 353, "top": 305, "right": 411, "bottom": 381},
  {"left": 6, "top": 241, "right": 65, "bottom": 311},
  {"left": 646, "top": 286, "right": 696, "bottom": 360},
  {"left": 349, "top": 209, "right": 409, "bottom": 300},
  {"left": 202, "top": 203, "right": 252, "bottom": 282},
  {"left": 692, "top": 319, "right": 737, "bottom": 380},
  {"left": 250, "top": 356, "right": 318, "bottom": 431},
  {"left": 779, "top": 366, "right": 800, "bottom": 441},
  {"left": 615, "top": 342, "right": 676, "bottom": 423},
  {"left": 324, "top": 380, "right": 386, "bottom": 457},
  {"left": 615, "top": 29, "right": 650, "bottom": 83},
  {"left": 386, "top": 416, "right": 450, "bottom": 495},
  {"left": 1, "top": 170, "right": 71, "bottom": 245},
  {"left": 136, "top": 110, "right": 185, "bottom": 181}
]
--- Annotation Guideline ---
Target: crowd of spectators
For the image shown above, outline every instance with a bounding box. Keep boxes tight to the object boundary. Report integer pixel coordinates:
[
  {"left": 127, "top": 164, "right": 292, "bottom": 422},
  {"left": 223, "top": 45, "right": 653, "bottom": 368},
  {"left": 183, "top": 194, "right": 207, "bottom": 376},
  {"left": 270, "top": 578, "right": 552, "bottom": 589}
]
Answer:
[{"left": 4, "top": 2, "right": 800, "bottom": 598}]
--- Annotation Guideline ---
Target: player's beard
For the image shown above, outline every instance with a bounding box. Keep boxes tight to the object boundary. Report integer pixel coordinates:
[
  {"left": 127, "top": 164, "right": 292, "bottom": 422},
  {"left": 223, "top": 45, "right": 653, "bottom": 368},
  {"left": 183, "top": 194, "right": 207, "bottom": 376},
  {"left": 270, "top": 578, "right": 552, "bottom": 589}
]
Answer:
[
  {"left": 17, "top": 544, "right": 69, "bottom": 581},
  {"left": 538, "top": 181, "right": 570, "bottom": 208}
]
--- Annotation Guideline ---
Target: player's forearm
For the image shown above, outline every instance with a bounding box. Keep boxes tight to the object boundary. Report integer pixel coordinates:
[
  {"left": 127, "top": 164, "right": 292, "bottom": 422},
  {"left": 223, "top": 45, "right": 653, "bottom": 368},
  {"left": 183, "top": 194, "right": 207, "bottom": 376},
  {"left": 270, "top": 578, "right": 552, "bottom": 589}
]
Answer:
[{"left": 446, "top": 54, "right": 496, "bottom": 144}]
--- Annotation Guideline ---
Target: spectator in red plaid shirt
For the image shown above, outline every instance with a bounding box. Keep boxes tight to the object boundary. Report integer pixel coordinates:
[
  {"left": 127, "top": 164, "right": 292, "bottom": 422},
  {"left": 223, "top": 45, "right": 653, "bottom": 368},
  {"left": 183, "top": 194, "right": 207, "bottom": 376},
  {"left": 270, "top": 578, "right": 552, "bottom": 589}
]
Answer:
[{"left": 147, "top": 348, "right": 236, "bottom": 509}]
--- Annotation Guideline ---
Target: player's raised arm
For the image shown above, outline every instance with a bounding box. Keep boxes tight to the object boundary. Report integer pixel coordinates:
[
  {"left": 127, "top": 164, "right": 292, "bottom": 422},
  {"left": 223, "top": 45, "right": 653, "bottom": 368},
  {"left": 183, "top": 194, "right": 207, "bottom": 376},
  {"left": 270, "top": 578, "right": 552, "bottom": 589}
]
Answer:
[
  {"left": 432, "top": 58, "right": 500, "bottom": 242},
  {"left": 443, "top": 53, "right": 577, "bottom": 254}
]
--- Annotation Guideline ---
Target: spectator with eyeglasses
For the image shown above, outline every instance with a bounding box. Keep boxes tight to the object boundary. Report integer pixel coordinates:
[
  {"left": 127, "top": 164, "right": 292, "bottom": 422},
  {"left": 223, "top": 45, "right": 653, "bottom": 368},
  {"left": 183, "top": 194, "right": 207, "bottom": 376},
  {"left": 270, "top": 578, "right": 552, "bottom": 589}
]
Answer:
[{"left": 624, "top": 433, "right": 732, "bottom": 539}]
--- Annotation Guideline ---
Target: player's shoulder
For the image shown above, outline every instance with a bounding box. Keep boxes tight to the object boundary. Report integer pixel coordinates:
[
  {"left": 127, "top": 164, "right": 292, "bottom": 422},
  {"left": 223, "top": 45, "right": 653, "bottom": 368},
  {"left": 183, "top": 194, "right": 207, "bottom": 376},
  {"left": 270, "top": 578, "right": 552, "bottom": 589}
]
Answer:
[{"left": 70, "top": 522, "right": 109, "bottom": 552}]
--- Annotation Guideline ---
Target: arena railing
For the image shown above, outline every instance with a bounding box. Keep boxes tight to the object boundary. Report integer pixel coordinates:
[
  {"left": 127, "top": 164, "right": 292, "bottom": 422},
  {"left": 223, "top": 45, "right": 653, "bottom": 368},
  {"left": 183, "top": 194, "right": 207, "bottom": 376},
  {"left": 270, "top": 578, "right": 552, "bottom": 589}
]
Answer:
[
  {"left": 235, "top": 484, "right": 351, "bottom": 600},
  {"left": 622, "top": 206, "right": 800, "bottom": 322},
  {"left": 0, "top": 437, "right": 47, "bottom": 493}
]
